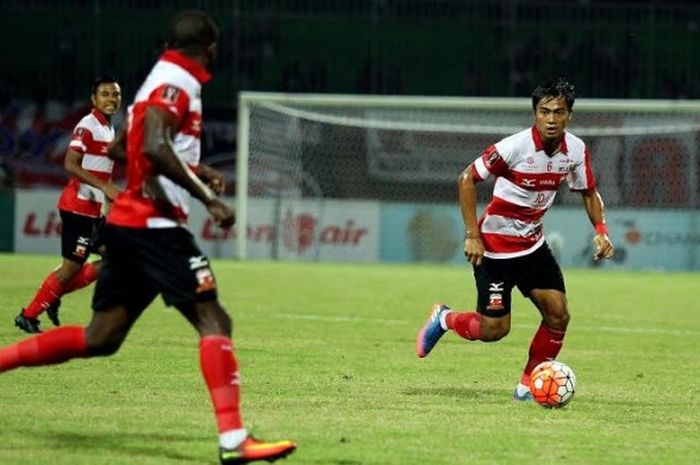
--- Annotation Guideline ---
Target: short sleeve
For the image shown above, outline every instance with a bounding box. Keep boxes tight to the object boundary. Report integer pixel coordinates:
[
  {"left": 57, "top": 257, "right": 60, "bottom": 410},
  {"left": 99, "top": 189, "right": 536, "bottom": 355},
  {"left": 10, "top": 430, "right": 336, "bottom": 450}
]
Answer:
[
  {"left": 567, "top": 146, "right": 597, "bottom": 193},
  {"left": 68, "top": 126, "right": 94, "bottom": 154},
  {"left": 146, "top": 84, "right": 191, "bottom": 125},
  {"left": 471, "top": 144, "right": 509, "bottom": 181}
]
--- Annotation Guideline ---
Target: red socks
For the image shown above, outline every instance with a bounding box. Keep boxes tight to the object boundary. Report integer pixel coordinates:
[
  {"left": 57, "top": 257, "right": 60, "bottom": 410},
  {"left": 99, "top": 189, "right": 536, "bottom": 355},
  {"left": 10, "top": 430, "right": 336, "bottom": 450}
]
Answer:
[
  {"left": 0, "top": 326, "right": 88, "bottom": 372},
  {"left": 519, "top": 323, "right": 566, "bottom": 385},
  {"left": 23, "top": 263, "right": 99, "bottom": 318},
  {"left": 23, "top": 272, "right": 65, "bottom": 318},
  {"left": 200, "top": 336, "right": 243, "bottom": 432},
  {"left": 445, "top": 311, "right": 483, "bottom": 341},
  {"left": 64, "top": 262, "right": 99, "bottom": 293}
]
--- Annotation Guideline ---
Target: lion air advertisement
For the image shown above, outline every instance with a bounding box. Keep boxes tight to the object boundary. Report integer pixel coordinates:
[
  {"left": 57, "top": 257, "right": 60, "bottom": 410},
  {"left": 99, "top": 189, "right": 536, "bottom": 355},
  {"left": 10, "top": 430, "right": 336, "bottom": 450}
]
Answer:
[{"left": 14, "top": 191, "right": 381, "bottom": 262}]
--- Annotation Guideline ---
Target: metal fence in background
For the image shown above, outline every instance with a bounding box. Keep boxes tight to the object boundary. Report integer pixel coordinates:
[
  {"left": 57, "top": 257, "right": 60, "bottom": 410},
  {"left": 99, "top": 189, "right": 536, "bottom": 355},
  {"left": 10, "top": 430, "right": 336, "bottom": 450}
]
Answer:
[{"left": 2, "top": 0, "right": 700, "bottom": 105}]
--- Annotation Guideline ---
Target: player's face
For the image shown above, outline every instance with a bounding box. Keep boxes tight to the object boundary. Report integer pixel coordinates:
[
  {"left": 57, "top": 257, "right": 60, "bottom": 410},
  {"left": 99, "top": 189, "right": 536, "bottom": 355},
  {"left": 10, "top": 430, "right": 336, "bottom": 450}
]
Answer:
[
  {"left": 92, "top": 82, "right": 122, "bottom": 117},
  {"left": 534, "top": 96, "right": 571, "bottom": 143}
]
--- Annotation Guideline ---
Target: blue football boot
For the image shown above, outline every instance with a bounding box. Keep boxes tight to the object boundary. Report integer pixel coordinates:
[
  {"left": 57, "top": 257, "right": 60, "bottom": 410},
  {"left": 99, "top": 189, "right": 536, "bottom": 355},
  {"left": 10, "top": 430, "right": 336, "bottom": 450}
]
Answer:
[{"left": 416, "top": 303, "right": 450, "bottom": 358}]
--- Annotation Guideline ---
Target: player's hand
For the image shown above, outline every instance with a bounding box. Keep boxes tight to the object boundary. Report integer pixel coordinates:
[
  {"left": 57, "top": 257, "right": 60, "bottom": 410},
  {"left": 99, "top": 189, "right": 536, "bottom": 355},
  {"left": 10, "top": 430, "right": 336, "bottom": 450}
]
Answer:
[
  {"left": 593, "top": 233, "right": 614, "bottom": 260},
  {"left": 464, "top": 237, "right": 485, "bottom": 266},
  {"left": 103, "top": 183, "right": 121, "bottom": 202},
  {"left": 206, "top": 198, "right": 235, "bottom": 229},
  {"left": 198, "top": 164, "right": 225, "bottom": 195}
]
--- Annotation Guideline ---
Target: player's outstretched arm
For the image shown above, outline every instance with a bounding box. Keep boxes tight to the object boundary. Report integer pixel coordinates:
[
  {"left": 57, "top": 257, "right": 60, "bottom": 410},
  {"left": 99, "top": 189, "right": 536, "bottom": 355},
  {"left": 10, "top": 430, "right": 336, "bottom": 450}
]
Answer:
[
  {"left": 581, "top": 189, "right": 614, "bottom": 260},
  {"left": 142, "top": 105, "right": 234, "bottom": 228},
  {"left": 458, "top": 163, "right": 485, "bottom": 266}
]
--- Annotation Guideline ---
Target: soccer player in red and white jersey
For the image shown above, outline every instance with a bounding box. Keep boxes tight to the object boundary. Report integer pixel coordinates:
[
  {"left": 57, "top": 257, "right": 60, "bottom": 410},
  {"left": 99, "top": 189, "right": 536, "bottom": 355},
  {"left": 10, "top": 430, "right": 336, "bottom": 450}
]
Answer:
[
  {"left": 0, "top": 11, "right": 296, "bottom": 464},
  {"left": 416, "top": 78, "right": 615, "bottom": 401},
  {"left": 14, "top": 76, "right": 122, "bottom": 334}
]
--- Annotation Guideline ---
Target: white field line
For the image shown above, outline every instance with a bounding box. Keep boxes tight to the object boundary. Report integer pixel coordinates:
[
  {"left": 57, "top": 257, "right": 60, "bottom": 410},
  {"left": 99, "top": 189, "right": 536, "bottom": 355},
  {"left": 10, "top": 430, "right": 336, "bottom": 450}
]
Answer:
[
  {"left": 273, "top": 312, "right": 405, "bottom": 325},
  {"left": 271, "top": 312, "right": 699, "bottom": 336}
]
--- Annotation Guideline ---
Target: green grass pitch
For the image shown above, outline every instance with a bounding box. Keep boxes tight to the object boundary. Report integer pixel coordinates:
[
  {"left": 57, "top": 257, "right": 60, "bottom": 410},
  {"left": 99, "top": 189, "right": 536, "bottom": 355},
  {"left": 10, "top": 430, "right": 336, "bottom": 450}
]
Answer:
[{"left": 0, "top": 253, "right": 698, "bottom": 465}]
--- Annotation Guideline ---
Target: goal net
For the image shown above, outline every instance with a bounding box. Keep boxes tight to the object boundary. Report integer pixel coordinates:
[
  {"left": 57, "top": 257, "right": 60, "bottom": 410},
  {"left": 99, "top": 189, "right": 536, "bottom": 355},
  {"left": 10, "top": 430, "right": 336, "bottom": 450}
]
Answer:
[{"left": 236, "top": 92, "right": 700, "bottom": 261}]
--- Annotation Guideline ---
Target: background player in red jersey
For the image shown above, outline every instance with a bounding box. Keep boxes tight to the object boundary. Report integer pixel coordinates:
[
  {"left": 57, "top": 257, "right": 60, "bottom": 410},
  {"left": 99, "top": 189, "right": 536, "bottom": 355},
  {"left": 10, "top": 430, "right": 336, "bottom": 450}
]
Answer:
[
  {"left": 416, "top": 78, "right": 615, "bottom": 400},
  {"left": 0, "top": 11, "right": 296, "bottom": 465},
  {"left": 15, "top": 76, "right": 122, "bottom": 334}
]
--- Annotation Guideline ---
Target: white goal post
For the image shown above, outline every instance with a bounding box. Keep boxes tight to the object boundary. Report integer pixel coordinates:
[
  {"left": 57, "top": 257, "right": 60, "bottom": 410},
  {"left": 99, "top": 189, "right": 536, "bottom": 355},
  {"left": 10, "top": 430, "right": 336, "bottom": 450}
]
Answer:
[{"left": 235, "top": 91, "right": 700, "bottom": 261}]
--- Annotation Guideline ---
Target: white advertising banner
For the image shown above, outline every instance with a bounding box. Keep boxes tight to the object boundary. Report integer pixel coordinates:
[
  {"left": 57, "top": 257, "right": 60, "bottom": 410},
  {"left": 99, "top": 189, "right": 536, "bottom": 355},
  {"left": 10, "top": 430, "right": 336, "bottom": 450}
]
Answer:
[
  {"left": 14, "top": 189, "right": 63, "bottom": 255},
  {"left": 14, "top": 191, "right": 381, "bottom": 263}
]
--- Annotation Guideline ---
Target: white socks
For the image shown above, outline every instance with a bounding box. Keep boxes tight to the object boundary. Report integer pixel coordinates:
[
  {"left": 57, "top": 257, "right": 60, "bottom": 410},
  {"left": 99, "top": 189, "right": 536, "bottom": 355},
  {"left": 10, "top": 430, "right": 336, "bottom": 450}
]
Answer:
[
  {"left": 516, "top": 383, "right": 531, "bottom": 396},
  {"left": 220, "top": 428, "right": 248, "bottom": 449},
  {"left": 439, "top": 310, "right": 451, "bottom": 331}
]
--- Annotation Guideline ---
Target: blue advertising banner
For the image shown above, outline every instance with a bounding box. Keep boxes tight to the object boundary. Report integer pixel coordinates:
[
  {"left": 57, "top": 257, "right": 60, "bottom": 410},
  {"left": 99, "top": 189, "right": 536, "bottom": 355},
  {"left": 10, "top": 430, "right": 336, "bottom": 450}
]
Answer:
[{"left": 380, "top": 203, "right": 700, "bottom": 271}]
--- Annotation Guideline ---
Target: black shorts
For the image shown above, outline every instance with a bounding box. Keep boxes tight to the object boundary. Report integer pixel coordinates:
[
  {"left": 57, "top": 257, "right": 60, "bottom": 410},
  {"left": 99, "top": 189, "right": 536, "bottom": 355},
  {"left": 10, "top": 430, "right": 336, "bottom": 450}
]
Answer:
[
  {"left": 473, "top": 242, "right": 566, "bottom": 318},
  {"left": 60, "top": 210, "right": 105, "bottom": 264},
  {"left": 92, "top": 225, "right": 218, "bottom": 313}
]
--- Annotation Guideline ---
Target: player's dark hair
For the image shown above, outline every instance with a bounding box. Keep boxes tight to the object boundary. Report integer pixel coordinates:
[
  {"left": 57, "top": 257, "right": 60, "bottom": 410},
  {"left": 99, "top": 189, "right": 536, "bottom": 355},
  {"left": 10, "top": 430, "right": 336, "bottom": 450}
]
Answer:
[
  {"left": 532, "top": 78, "right": 575, "bottom": 111},
  {"left": 166, "top": 10, "right": 219, "bottom": 53},
  {"left": 91, "top": 75, "right": 119, "bottom": 96}
]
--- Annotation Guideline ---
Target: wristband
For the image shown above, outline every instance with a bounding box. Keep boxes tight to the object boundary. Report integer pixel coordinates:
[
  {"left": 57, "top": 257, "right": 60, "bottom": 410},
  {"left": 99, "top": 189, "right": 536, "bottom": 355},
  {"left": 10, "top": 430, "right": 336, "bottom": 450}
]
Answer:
[
  {"left": 594, "top": 223, "right": 608, "bottom": 235},
  {"left": 465, "top": 231, "right": 481, "bottom": 240}
]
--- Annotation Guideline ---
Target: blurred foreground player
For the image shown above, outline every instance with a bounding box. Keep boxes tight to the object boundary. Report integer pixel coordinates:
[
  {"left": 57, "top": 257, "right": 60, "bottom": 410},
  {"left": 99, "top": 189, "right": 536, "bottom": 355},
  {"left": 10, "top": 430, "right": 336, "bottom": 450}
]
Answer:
[
  {"left": 416, "top": 78, "right": 614, "bottom": 401},
  {"left": 0, "top": 11, "right": 296, "bottom": 464},
  {"left": 15, "top": 76, "right": 122, "bottom": 333}
]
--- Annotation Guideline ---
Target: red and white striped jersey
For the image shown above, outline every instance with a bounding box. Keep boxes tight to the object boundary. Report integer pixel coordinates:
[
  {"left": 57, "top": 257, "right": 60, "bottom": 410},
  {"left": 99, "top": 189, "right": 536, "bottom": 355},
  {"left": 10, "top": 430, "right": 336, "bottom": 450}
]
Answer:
[
  {"left": 107, "top": 49, "right": 210, "bottom": 228},
  {"left": 57, "top": 109, "right": 115, "bottom": 218},
  {"left": 470, "top": 126, "right": 596, "bottom": 259}
]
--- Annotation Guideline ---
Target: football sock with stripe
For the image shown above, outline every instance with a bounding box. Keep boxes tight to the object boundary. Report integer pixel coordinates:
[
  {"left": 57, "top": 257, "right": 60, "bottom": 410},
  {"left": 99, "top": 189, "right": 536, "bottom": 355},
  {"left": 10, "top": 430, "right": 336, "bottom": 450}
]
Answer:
[
  {"left": 520, "top": 322, "right": 566, "bottom": 386},
  {"left": 23, "top": 272, "right": 65, "bottom": 319},
  {"left": 0, "top": 326, "right": 88, "bottom": 372},
  {"left": 64, "top": 262, "right": 99, "bottom": 293},
  {"left": 444, "top": 311, "right": 483, "bottom": 341},
  {"left": 199, "top": 335, "right": 245, "bottom": 445}
]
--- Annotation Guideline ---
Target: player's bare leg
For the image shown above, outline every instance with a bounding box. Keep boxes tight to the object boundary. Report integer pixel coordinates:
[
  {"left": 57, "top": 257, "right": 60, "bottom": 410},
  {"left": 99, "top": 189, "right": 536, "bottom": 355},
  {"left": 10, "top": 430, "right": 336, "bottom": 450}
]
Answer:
[
  {"left": 178, "top": 300, "right": 296, "bottom": 464},
  {"left": 514, "top": 289, "right": 569, "bottom": 401}
]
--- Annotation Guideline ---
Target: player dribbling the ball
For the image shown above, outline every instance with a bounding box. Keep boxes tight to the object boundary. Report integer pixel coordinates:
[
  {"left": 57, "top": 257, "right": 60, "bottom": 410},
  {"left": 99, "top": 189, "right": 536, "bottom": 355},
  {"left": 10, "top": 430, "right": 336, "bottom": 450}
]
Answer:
[{"left": 416, "top": 78, "right": 614, "bottom": 402}]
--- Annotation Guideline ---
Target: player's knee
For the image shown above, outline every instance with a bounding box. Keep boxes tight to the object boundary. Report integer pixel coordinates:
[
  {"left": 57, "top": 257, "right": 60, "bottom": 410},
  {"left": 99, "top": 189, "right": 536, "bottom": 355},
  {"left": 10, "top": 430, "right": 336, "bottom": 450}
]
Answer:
[
  {"left": 544, "top": 306, "right": 570, "bottom": 330},
  {"left": 480, "top": 321, "right": 510, "bottom": 342},
  {"left": 86, "top": 337, "right": 123, "bottom": 357}
]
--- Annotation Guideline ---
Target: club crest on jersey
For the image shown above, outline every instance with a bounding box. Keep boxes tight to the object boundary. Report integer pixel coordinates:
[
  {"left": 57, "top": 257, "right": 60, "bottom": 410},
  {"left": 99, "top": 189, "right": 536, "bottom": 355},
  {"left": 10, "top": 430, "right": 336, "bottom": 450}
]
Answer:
[
  {"left": 486, "top": 150, "right": 499, "bottom": 167},
  {"left": 161, "top": 85, "right": 180, "bottom": 103}
]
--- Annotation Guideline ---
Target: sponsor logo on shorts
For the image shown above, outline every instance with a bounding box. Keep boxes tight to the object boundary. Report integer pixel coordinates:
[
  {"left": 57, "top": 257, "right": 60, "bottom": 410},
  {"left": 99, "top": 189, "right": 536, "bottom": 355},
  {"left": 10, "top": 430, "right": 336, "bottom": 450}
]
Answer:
[
  {"left": 190, "top": 255, "right": 216, "bottom": 293},
  {"left": 188, "top": 255, "right": 209, "bottom": 270},
  {"left": 195, "top": 267, "right": 216, "bottom": 293},
  {"left": 487, "top": 292, "right": 504, "bottom": 311},
  {"left": 73, "top": 236, "right": 90, "bottom": 257},
  {"left": 488, "top": 281, "right": 504, "bottom": 292}
]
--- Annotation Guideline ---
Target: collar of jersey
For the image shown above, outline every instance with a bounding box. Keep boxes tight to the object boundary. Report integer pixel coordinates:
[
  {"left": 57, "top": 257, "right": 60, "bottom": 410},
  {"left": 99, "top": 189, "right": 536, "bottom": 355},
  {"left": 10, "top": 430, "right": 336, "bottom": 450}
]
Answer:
[
  {"left": 160, "top": 49, "right": 212, "bottom": 84},
  {"left": 91, "top": 109, "right": 110, "bottom": 127},
  {"left": 531, "top": 125, "right": 568, "bottom": 154}
]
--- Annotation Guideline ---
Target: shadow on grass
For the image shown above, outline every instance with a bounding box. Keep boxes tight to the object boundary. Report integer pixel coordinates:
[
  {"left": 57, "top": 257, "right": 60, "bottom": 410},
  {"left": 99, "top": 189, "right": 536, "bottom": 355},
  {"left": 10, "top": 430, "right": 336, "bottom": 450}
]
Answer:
[
  {"left": 22, "top": 429, "right": 210, "bottom": 463},
  {"left": 402, "top": 385, "right": 504, "bottom": 401}
]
